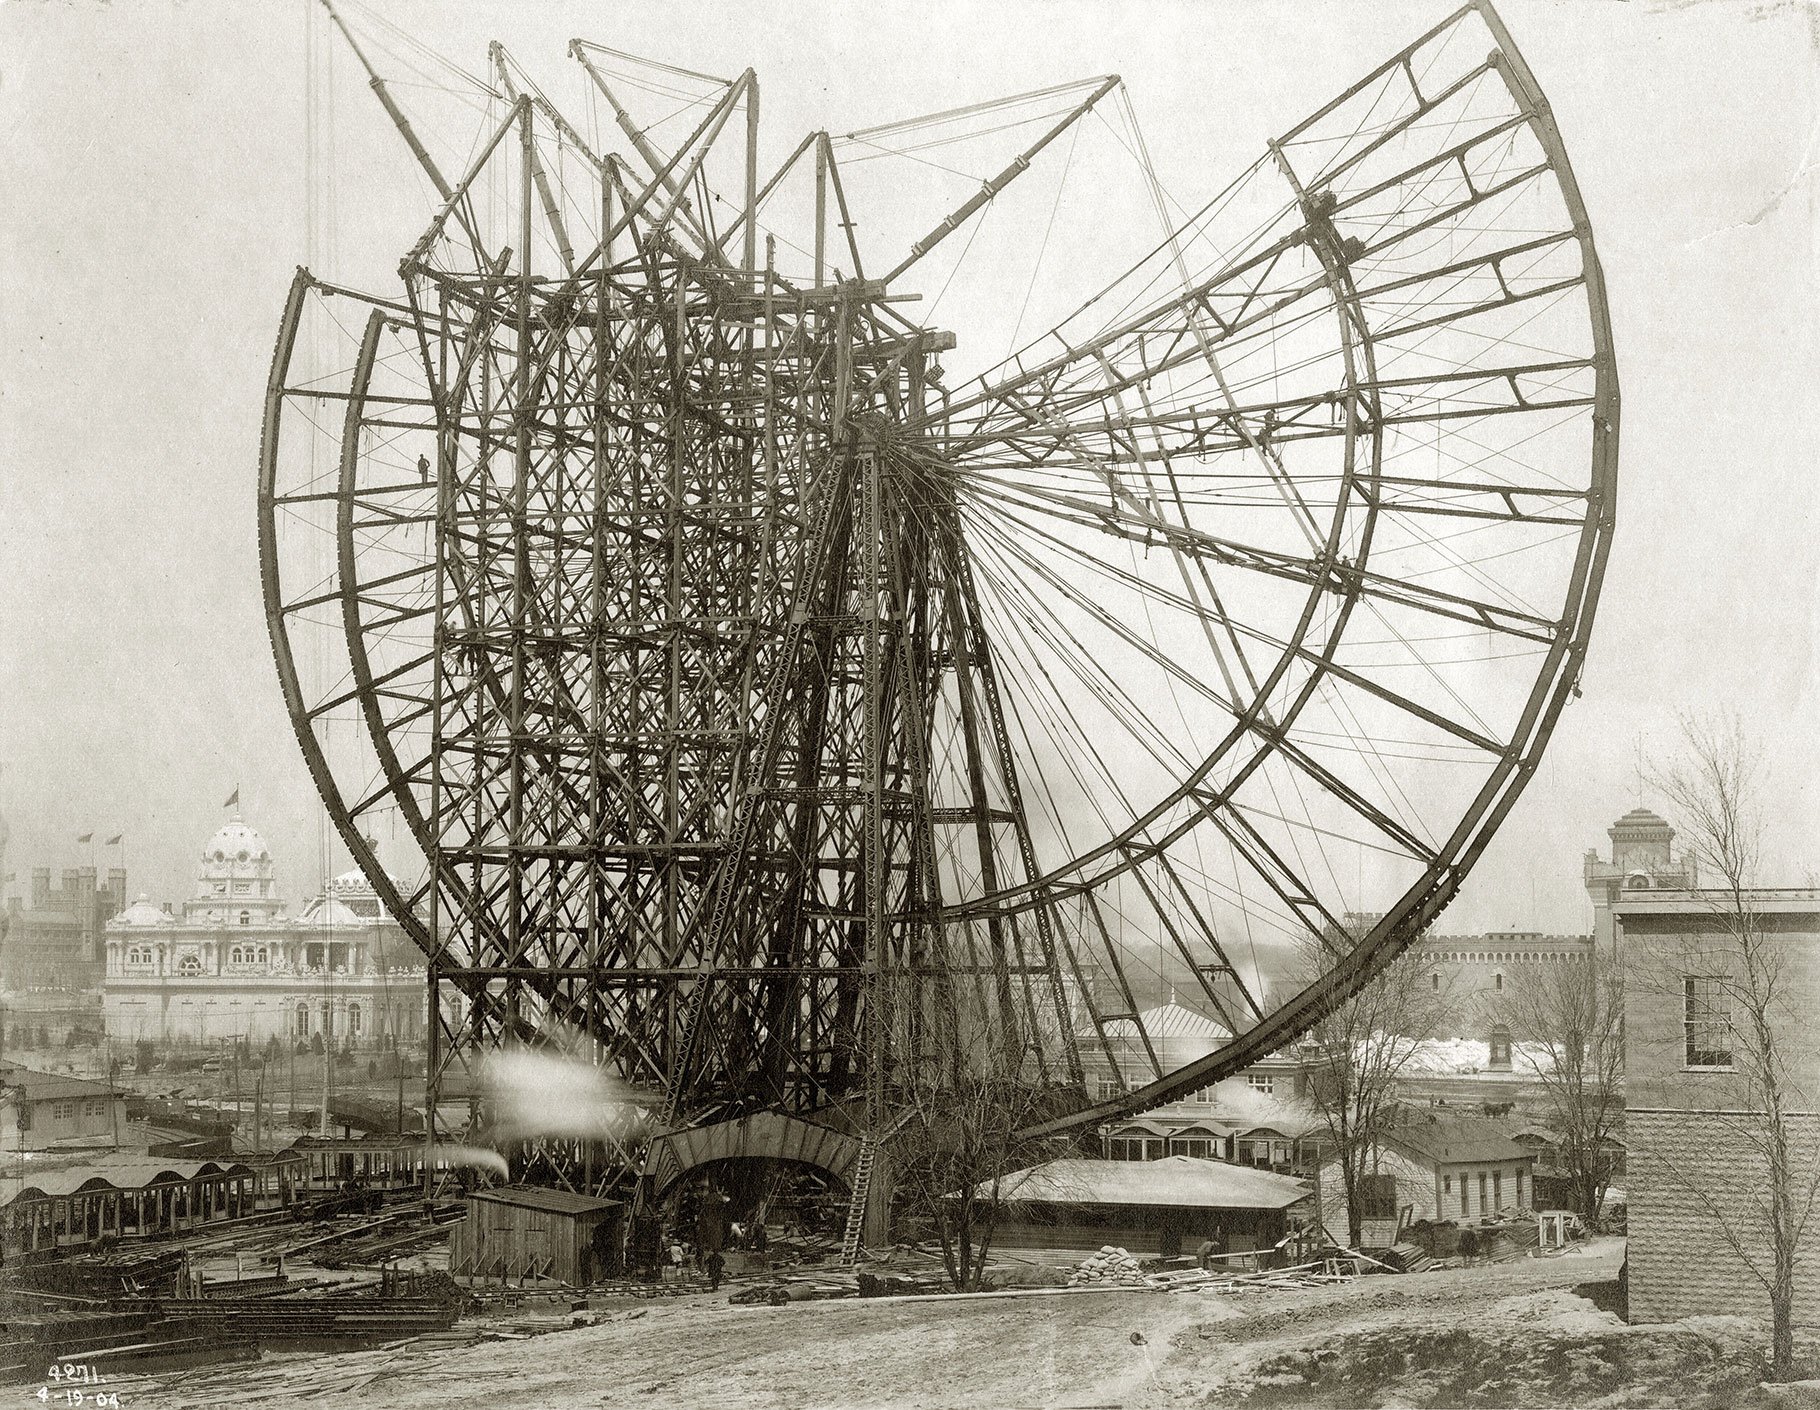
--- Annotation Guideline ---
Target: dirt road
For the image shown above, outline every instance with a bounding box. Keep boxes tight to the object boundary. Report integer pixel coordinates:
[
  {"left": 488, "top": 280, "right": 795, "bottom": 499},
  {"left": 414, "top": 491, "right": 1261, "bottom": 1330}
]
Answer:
[{"left": 110, "top": 1238, "right": 1812, "bottom": 1409}]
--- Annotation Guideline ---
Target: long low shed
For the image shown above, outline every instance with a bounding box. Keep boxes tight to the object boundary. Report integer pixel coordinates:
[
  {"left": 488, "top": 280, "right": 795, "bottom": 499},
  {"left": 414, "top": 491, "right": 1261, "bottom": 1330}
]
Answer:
[
  {"left": 980, "top": 1155, "right": 1314, "bottom": 1259},
  {"left": 1, "top": 1158, "right": 257, "bottom": 1255}
]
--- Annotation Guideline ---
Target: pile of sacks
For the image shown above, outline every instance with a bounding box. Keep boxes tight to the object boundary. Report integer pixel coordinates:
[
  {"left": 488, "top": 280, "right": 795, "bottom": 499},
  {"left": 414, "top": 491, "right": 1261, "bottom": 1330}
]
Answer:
[{"left": 1067, "top": 1245, "right": 1149, "bottom": 1288}]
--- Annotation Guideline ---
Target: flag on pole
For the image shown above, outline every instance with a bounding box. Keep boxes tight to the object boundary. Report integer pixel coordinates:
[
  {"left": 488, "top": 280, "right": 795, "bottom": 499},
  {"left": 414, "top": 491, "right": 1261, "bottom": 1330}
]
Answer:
[
  {"left": 76, "top": 833, "right": 93, "bottom": 844},
  {"left": 224, "top": 788, "right": 240, "bottom": 810},
  {"left": 106, "top": 835, "right": 123, "bottom": 846}
]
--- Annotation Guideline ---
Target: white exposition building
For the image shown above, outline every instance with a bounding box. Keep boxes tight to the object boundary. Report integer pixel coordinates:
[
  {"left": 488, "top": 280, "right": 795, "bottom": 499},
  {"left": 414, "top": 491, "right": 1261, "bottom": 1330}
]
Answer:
[{"left": 101, "top": 817, "right": 426, "bottom": 1046}]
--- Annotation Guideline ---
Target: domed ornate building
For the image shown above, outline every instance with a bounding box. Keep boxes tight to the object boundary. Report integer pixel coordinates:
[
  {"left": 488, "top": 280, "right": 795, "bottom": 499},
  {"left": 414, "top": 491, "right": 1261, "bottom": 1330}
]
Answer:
[{"left": 102, "top": 815, "right": 426, "bottom": 1047}]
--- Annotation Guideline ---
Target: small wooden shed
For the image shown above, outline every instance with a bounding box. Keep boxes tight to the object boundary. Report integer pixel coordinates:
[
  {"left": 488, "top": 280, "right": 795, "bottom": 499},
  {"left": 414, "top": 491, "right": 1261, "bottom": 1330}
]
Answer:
[{"left": 450, "top": 1185, "right": 622, "bottom": 1285}]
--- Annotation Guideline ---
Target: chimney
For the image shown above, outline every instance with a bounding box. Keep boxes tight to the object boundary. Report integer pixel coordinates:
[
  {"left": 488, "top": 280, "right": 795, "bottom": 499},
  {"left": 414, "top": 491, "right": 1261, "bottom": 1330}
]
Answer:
[
  {"left": 30, "top": 868, "right": 50, "bottom": 909},
  {"left": 1488, "top": 1024, "right": 1513, "bottom": 1072}
]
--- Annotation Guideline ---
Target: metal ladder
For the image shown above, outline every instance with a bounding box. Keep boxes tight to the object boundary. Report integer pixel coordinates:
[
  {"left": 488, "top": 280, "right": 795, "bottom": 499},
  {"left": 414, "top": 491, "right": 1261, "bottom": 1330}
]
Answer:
[{"left": 840, "top": 1137, "right": 877, "bottom": 1264}]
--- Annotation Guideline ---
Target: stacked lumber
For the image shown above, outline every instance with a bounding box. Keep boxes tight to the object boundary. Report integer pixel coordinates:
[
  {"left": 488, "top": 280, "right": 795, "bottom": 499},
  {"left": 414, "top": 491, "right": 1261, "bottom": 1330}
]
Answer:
[
  {"left": 1067, "top": 1247, "right": 1149, "bottom": 1288},
  {"left": 147, "top": 1293, "right": 459, "bottom": 1341},
  {"left": 1383, "top": 1243, "right": 1434, "bottom": 1273}
]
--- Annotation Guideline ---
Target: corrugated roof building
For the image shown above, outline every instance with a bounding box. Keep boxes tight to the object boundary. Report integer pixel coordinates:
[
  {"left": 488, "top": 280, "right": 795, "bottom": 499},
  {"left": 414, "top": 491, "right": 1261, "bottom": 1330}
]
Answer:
[{"left": 981, "top": 1155, "right": 1313, "bottom": 1261}]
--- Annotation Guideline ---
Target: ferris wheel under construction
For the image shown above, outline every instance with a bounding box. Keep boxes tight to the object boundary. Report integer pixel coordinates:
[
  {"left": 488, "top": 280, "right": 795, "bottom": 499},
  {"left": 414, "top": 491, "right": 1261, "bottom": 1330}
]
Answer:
[{"left": 259, "top": 0, "right": 1616, "bottom": 1226}]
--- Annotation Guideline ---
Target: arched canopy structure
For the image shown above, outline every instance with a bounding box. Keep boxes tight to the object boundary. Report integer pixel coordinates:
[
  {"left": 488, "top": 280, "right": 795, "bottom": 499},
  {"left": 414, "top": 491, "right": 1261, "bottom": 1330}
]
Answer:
[{"left": 643, "top": 1111, "right": 863, "bottom": 1199}]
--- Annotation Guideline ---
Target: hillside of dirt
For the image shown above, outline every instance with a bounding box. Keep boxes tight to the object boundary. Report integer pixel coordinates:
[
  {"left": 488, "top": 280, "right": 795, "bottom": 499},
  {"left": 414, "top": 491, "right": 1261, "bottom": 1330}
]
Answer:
[{"left": 111, "top": 1238, "right": 1820, "bottom": 1409}]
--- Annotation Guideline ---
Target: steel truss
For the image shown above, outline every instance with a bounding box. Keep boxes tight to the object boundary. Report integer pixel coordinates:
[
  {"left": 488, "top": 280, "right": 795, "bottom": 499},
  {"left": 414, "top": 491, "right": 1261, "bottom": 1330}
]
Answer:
[{"left": 260, "top": 0, "right": 1617, "bottom": 1176}]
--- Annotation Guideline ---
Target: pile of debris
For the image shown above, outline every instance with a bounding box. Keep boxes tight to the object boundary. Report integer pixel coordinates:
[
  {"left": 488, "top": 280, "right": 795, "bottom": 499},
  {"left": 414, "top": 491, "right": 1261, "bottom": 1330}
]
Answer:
[{"left": 1067, "top": 1247, "right": 1150, "bottom": 1289}]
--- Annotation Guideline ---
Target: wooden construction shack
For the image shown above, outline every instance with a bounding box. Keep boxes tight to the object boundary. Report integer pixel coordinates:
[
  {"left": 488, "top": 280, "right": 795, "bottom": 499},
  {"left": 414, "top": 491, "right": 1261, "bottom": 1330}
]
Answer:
[{"left": 450, "top": 1185, "right": 622, "bottom": 1285}]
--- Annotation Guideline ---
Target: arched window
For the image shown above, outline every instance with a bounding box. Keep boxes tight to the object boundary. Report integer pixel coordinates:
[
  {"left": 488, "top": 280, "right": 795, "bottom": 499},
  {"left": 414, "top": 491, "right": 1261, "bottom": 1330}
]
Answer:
[
  {"left": 1494, "top": 971, "right": 1504, "bottom": 992},
  {"left": 1430, "top": 972, "right": 1440, "bottom": 991},
  {"left": 256, "top": 947, "right": 268, "bottom": 964},
  {"left": 238, "top": 911, "right": 251, "bottom": 926},
  {"left": 177, "top": 955, "right": 202, "bottom": 976}
]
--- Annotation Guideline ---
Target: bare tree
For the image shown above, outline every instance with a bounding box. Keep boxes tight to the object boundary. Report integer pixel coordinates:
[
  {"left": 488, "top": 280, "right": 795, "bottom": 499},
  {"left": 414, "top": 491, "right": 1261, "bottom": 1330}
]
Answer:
[
  {"left": 886, "top": 979, "right": 1069, "bottom": 1292},
  {"left": 1296, "top": 931, "right": 1446, "bottom": 1248},
  {"left": 1497, "top": 954, "right": 1625, "bottom": 1223},
  {"left": 1637, "top": 714, "right": 1820, "bottom": 1380}
]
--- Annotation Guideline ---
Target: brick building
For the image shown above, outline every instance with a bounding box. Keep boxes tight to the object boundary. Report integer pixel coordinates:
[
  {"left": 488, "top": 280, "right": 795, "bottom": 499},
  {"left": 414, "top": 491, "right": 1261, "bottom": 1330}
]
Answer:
[
  {"left": 2, "top": 866, "right": 126, "bottom": 992},
  {"left": 1616, "top": 887, "right": 1820, "bottom": 1326}
]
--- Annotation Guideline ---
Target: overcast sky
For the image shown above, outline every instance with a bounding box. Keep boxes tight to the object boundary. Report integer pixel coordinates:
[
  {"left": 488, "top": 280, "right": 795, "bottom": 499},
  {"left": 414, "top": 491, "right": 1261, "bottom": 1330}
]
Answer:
[{"left": 1, "top": 0, "right": 1815, "bottom": 936}]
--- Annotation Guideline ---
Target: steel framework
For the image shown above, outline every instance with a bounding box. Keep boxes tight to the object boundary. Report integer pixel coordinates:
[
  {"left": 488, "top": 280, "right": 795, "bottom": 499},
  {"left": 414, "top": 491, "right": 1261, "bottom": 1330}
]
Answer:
[{"left": 260, "top": 0, "right": 1617, "bottom": 1173}]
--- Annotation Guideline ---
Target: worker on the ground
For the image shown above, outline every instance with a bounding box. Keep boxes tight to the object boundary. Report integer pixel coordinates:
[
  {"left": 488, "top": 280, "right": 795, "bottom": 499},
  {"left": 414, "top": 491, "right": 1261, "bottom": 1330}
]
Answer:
[{"left": 696, "top": 1187, "right": 731, "bottom": 1291}]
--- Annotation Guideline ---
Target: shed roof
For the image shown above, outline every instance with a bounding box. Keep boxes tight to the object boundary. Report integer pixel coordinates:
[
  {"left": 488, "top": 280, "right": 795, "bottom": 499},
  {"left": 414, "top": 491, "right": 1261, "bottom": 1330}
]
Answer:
[
  {"left": 469, "top": 1185, "right": 621, "bottom": 1216},
  {"left": 5, "top": 1158, "right": 253, "bottom": 1204},
  {"left": 0, "top": 1068, "right": 124, "bottom": 1102},
  {"left": 1386, "top": 1118, "right": 1531, "bottom": 1166},
  {"left": 985, "top": 1156, "right": 1311, "bottom": 1211}
]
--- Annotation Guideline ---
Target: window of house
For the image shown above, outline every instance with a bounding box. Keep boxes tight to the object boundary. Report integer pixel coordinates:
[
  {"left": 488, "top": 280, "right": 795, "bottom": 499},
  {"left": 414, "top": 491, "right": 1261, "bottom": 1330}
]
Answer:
[
  {"left": 1494, "top": 972, "right": 1504, "bottom": 992},
  {"left": 1246, "top": 1074, "right": 1275, "bottom": 1095},
  {"left": 1358, "top": 1173, "right": 1398, "bottom": 1219},
  {"left": 1684, "top": 976, "right": 1733, "bottom": 1067},
  {"left": 1095, "top": 1077, "right": 1121, "bottom": 1101},
  {"left": 1493, "top": 1171, "right": 1503, "bottom": 1207},
  {"left": 54, "top": 1100, "right": 73, "bottom": 1120},
  {"left": 239, "top": 911, "right": 251, "bottom": 926},
  {"left": 1477, "top": 1171, "right": 1488, "bottom": 1211},
  {"left": 1431, "top": 972, "right": 1440, "bottom": 991},
  {"left": 1443, "top": 1175, "right": 1452, "bottom": 1194}
]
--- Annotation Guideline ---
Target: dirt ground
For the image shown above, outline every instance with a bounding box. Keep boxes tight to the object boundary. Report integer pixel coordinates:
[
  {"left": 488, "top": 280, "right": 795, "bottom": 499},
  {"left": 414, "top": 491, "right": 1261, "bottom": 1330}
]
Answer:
[{"left": 110, "top": 1238, "right": 1820, "bottom": 1409}]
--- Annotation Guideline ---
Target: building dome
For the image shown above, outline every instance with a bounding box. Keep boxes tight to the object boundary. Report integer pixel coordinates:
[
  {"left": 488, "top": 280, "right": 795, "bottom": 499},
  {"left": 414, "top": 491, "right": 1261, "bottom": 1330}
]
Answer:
[
  {"left": 1610, "top": 807, "right": 1670, "bottom": 832},
  {"left": 203, "top": 819, "right": 271, "bottom": 865},
  {"left": 187, "top": 814, "right": 285, "bottom": 922},
  {"left": 318, "top": 863, "right": 399, "bottom": 920},
  {"left": 327, "top": 866, "right": 377, "bottom": 897},
  {"left": 112, "top": 894, "right": 174, "bottom": 928}
]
